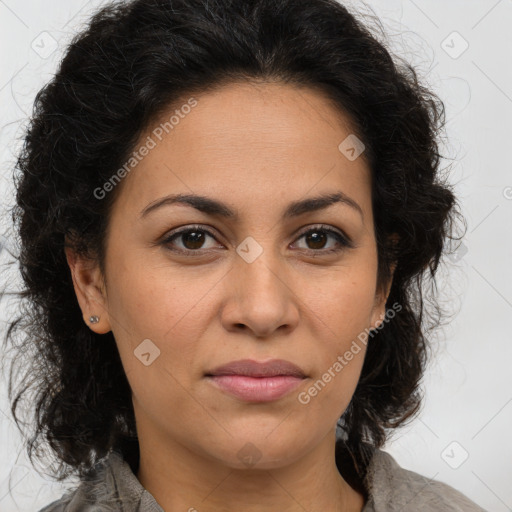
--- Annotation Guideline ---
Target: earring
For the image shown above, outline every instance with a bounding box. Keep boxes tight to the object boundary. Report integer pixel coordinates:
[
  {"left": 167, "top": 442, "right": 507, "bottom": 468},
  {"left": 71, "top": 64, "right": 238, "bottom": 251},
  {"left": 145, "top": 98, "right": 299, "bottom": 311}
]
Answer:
[{"left": 89, "top": 315, "right": 100, "bottom": 324}]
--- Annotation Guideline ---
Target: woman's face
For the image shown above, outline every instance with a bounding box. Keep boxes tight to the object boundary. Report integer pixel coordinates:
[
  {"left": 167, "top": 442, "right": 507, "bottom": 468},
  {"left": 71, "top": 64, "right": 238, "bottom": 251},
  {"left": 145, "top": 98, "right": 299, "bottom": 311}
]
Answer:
[{"left": 70, "top": 81, "right": 393, "bottom": 470}]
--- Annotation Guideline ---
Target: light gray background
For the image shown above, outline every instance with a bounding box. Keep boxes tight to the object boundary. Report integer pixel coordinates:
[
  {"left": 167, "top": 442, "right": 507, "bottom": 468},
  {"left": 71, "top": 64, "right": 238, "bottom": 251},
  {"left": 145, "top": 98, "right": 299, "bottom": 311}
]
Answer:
[{"left": 1, "top": 1, "right": 511, "bottom": 510}]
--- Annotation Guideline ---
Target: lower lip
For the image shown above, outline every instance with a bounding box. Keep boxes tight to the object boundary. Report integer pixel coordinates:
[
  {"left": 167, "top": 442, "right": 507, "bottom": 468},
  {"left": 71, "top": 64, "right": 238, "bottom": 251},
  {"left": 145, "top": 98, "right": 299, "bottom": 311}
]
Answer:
[{"left": 206, "top": 375, "right": 305, "bottom": 402}]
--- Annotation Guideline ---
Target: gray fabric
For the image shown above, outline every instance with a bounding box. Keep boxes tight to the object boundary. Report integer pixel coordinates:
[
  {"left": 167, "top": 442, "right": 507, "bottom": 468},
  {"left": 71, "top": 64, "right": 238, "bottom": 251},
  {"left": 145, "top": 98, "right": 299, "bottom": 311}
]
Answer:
[
  {"left": 39, "top": 447, "right": 487, "bottom": 511},
  {"left": 361, "top": 450, "right": 487, "bottom": 511}
]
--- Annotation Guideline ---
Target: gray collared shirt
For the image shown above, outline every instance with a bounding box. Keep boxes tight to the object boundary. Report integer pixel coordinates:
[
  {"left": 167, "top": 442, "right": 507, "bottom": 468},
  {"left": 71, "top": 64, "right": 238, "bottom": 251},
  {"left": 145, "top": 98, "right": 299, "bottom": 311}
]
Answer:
[{"left": 39, "top": 447, "right": 487, "bottom": 511}]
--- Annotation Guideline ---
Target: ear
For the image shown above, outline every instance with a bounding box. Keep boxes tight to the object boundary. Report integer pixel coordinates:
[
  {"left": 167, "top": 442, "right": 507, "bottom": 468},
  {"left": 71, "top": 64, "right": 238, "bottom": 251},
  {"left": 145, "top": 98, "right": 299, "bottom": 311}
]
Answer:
[
  {"left": 64, "top": 243, "right": 112, "bottom": 334},
  {"left": 370, "top": 233, "right": 399, "bottom": 330}
]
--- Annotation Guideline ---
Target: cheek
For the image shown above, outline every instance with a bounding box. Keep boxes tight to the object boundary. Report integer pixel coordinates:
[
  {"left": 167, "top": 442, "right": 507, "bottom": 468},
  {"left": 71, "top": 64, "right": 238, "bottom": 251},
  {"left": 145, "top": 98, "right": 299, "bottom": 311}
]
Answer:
[
  {"left": 105, "top": 253, "right": 223, "bottom": 389},
  {"left": 299, "top": 299, "right": 369, "bottom": 420},
  {"left": 106, "top": 250, "right": 218, "bottom": 341},
  {"left": 305, "top": 268, "right": 377, "bottom": 342},
  {"left": 107, "top": 263, "right": 215, "bottom": 427},
  {"left": 297, "top": 271, "right": 374, "bottom": 412}
]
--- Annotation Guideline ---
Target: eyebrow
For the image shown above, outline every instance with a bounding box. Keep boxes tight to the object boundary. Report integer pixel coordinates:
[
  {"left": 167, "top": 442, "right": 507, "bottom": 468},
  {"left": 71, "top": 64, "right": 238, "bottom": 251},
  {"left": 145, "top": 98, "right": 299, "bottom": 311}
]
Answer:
[{"left": 140, "top": 191, "right": 363, "bottom": 221}]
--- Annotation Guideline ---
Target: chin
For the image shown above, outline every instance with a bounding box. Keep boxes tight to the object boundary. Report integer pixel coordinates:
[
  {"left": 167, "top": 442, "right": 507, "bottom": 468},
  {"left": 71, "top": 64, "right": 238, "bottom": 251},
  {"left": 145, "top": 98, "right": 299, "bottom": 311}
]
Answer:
[{"left": 203, "top": 434, "right": 305, "bottom": 470}]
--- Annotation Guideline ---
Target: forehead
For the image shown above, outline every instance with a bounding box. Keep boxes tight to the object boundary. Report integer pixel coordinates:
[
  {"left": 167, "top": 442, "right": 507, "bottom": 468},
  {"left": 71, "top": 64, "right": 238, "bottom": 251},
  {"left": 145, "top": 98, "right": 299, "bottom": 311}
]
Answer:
[
  {"left": 111, "top": 81, "right": 372, "bottom": 220},
  {"left": 164, "top": 81, "right": 357, "bottom": 152}
]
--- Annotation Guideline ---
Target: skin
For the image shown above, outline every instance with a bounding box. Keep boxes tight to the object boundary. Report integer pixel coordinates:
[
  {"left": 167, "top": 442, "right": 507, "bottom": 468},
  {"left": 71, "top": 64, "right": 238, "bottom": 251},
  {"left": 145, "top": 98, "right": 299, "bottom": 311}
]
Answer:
[{"left": 66, "top": 81, "right": 395, "bottom": 512}]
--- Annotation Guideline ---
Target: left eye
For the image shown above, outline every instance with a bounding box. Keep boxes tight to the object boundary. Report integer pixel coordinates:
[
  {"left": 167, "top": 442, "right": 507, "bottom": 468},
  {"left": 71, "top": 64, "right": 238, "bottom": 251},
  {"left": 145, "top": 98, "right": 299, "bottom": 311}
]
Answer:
[
  {"left": 293, "top": 226, "right": 352, "bottom": 253},
  {"left": 160, "top": 224, "right": 352, "bottom": 255}
]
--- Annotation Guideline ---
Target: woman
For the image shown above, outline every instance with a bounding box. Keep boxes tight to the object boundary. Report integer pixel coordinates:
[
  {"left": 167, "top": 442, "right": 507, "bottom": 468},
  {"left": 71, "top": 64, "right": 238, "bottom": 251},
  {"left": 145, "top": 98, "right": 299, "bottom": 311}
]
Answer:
[{"left": 3, "top": 0, "right": 485, "bottom": 510}]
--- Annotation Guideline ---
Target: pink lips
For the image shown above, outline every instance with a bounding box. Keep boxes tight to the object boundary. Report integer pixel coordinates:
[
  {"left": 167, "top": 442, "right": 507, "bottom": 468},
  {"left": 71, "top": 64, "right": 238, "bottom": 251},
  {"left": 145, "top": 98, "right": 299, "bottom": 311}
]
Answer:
[{"left": 205, "top": 359, "right": 307, "bottom": 402}]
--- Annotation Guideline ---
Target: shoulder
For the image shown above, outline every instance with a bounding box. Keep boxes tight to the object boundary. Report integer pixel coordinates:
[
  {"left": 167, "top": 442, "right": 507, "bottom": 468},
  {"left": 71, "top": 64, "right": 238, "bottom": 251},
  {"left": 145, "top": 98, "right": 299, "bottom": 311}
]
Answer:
[
  {"left": 38, "top": 497, "right": 67, "bottom": 512},
  {"left": 363, "top": 448, "right": 487, "bottom": 511},
  {"left": 37, "top": 493, "right": 73, "bottom": 512},
  {"left": 36, "top": 451, "right": 163, "bottom": 512}
]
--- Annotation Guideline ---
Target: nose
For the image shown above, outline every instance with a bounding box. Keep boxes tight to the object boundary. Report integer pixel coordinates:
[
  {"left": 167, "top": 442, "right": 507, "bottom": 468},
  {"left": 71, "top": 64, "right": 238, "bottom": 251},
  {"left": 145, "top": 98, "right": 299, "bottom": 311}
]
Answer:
[{"left": 220, "top": 249, "right": 300, "bottom": 338}]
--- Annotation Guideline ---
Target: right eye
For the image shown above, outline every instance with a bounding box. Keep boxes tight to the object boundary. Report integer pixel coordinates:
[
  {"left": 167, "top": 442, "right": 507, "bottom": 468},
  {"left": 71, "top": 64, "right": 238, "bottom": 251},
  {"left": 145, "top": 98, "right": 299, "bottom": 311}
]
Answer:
[{"left": 160, "top": 225, "right": 224, "bottom": 254}]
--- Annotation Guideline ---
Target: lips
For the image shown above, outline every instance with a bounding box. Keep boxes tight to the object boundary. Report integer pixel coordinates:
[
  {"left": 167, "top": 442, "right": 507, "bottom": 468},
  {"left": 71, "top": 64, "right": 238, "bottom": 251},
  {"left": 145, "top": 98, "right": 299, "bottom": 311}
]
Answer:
[
  {"left": 204, "top": 359, "right": 307, "bottom": 402},
  {"left": 205, "top": 358, "right": 306, "bottom": 378}
]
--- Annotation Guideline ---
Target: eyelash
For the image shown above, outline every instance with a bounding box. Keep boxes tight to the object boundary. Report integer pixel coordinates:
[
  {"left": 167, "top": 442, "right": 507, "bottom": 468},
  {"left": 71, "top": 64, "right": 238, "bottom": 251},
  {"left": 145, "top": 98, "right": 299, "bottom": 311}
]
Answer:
[{"left": 159, "top": 224, "right": 353, "bottom": 256}]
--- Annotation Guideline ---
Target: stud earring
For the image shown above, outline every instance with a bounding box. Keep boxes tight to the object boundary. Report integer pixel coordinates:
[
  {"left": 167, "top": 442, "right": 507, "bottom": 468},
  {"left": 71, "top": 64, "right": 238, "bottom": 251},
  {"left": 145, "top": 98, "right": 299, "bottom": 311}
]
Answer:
[{"left": 89, "top": 315, "right": 100, "bottom": 324}]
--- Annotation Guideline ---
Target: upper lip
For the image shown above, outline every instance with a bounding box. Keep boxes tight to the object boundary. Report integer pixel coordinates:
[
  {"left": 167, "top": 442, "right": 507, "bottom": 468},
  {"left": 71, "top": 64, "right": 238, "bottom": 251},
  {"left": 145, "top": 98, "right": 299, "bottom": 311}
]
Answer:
[{"left": 205, "top": 359, "right": 306, "bottom": 378}]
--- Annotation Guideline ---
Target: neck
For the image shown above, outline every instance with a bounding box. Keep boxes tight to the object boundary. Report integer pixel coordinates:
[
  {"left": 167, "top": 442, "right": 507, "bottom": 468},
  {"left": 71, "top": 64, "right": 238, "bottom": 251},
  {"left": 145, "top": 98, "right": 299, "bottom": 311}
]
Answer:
[{"left": 136, "top": 430, "right": 366, "bottom": 512}]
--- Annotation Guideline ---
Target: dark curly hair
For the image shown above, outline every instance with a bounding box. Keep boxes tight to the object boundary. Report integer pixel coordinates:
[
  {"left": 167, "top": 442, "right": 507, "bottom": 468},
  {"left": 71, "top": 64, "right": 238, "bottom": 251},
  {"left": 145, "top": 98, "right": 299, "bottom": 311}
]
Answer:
[{"left": 2, "top": 0, "right": 465, "bottom": 489}]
